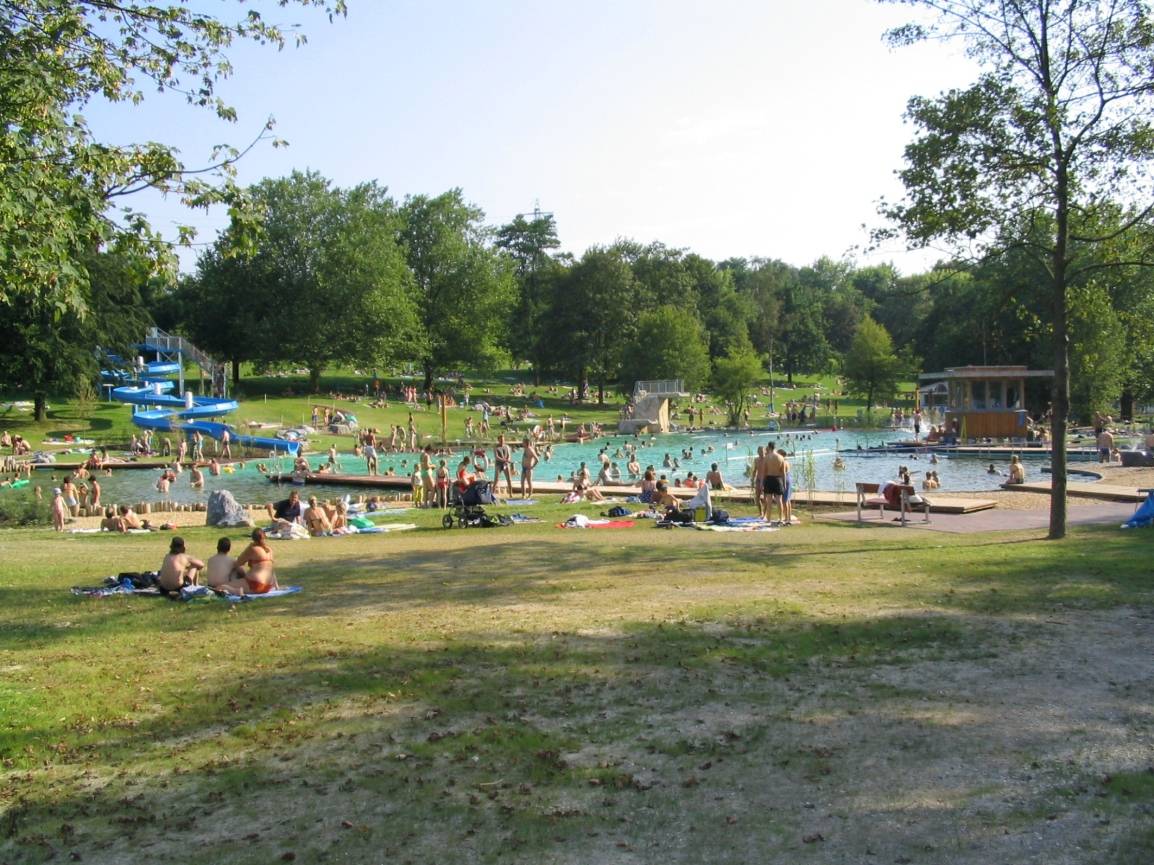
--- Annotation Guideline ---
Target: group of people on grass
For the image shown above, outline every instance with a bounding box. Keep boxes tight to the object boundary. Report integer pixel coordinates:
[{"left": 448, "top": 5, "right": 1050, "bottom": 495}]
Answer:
[
  {"left": 159, "top": 532, "right": 278, "bottom": 599},
  {"left": 265, "top": 489, "right": 354, "bottom": 536},
  {"left": 158, "top": 530, "right": 278, "bottom": 597}
]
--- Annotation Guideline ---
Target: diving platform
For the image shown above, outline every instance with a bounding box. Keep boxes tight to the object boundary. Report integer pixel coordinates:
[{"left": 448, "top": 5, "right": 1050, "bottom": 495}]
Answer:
[{"left": 619, "top": 379, "right": 690, "bottom": 435}]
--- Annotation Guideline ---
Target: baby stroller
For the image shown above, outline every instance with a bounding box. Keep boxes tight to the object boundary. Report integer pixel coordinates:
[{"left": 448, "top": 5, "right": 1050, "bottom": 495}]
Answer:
[{"left": 442, "top": 480, "right": 499, "bottom": 528}]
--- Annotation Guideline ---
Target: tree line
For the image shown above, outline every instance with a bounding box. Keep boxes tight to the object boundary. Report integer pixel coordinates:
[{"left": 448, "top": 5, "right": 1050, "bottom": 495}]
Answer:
[{"left": 138, "top": 169, "right": 1153, "bottom": 429}]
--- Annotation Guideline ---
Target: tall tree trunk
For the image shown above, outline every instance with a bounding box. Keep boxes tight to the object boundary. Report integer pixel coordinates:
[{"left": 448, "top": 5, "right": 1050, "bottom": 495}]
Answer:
[
  {"left": 34, "top": 393, "right": 48, "bottom": 423},
  {"left": 1120, "top": 388, "right": 1134, "bottom": 422},
  {"left": 1049, "top": 162, "right": 1070, "bottom": 540},
  {"left": 423, "top": 363, "right": 434, "bottom": 395},
  {"left": 308, "top": 366, "right": 322, "bottom": 394},
  {"left": 231, "top": 357, "right": 241, "bottom": 387}
]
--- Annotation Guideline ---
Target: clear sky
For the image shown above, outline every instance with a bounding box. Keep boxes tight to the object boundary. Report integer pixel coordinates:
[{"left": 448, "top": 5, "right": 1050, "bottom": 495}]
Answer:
[{"left": 86, "top": 0, "right": 977, "bottom": 275}]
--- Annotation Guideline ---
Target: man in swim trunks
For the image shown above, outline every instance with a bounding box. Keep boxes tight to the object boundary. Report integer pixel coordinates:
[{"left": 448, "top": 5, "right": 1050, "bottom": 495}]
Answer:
[
  {"left": 157, "top": 537, "right": 205, "bottom": 595},
  {"left": 267, "top": 490, "right": 302, "bottom": 532},
  {"left": 761, "top": 442, "right": 786, "bottom": 523},
  {"left": 205, "top": 537, "right": 247, "bottom": 594},
  {"left": 491, "top": 435, "right": 514, "bottom": 498}
]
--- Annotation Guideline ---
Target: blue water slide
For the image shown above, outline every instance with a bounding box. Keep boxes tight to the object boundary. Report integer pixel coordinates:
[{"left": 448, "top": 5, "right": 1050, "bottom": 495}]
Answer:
[{"left": 109, "top": 383, "right": 300, "bottom": 455}]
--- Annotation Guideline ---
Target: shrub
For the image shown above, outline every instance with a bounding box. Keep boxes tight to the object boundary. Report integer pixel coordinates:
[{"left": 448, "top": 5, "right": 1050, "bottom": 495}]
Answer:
[{"left": 0, "top": 487, "right": 49, "bottom": 527}]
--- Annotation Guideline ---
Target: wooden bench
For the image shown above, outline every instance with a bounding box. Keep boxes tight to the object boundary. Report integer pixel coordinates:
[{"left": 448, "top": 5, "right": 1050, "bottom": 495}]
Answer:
[{"left": 855, "top": 482, "right": 931, "bottom": 527}]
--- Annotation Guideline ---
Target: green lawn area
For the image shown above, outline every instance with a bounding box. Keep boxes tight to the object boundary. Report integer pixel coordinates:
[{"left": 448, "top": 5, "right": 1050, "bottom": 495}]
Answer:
[{"left": 1, "top": 513, "right": 1152, "bottom": 864}]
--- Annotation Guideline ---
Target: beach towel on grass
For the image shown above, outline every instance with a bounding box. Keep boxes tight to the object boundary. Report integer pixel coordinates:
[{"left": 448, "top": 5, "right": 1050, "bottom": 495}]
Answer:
[
  {"left": 334, "top": 522, "right": 418, "bottom": 535},
  {"left": 694, "top": 522, "right": 779, "bottom": 533},
  {"left": 68, "top": 527, "right": 151, "bottom": 535},
  {"left": 182, "top": 585, "right": 302, "bottom": 602},
  {"left": 72, "top": 583, "right": 302, "bottom": 601},
  {"left": 557, "top": 514, "right": 636, "bottom": 529}
]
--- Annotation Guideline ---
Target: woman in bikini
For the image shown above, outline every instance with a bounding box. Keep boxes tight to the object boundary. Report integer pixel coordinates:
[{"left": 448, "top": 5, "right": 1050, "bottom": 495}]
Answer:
[
  {"left": 235, "top": 528, "right": 279, "bottom": 594},
  {"left": 419, "top": 445, "right": 436, "bottom": 507},
  {"left": 435, "top": 459, "right": 450, "bottom": 509}
]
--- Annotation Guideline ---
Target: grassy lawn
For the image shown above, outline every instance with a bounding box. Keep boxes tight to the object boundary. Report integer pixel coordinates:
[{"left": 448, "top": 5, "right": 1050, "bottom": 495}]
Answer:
[{"left": 1, "top": 512, "right": 1152, "bottom": 865}]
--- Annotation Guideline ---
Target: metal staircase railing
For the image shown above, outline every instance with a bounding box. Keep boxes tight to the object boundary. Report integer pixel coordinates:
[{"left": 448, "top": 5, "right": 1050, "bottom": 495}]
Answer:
[
  {"left": 633, "top": 379, "right": 686, "bottom": 399},
  {"left": 145, "top": 327, "right": 221, "bottom": 372}
]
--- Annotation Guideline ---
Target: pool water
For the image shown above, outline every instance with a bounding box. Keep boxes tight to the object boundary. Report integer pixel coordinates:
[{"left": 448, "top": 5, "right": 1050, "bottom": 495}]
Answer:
[{"left": 56, "top": 426, "right": 1071, "bottom": 507}]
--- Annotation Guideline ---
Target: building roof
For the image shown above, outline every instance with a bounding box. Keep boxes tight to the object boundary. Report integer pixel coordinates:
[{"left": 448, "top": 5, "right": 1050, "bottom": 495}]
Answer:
[{"left": 918, "top": 365, "right": 1054, "bottom": 382}]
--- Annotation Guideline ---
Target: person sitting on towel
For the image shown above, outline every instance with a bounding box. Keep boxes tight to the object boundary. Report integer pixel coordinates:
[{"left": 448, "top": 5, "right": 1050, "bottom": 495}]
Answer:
[
  {"left": 235, "top": 529, "right": 279, "bottom": 595},
  {"left": 118, "top": 504, "right": 143, "bottom": 530},
  {"left": 304, "top": 495, "right": 333, "bottom": 536},
  {"left": 652, "top": 480, "right": 680, "bottom": 514},
  {"left": 266, "top": 490, "right": 302, "bottom": 532},
  {"left": 99, "top": 506, "right": 125, "bottom": 532},
  {"left": 157, "top": 537, "right": 205, "bottom": 595},
  {"left": 205, "top": 537, "right": 248, "bottom": 595}
]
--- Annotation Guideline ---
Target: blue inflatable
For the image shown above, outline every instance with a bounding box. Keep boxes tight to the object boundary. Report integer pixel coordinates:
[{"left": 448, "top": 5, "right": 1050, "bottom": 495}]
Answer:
[{"left": 1122, "top": 491, "right": 1154, "bottom": 529}]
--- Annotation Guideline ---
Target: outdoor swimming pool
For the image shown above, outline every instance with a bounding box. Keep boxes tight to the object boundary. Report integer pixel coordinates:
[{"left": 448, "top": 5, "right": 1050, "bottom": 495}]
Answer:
[{"left": 37, "top": 425, "right": 1086, "bottom": 507}]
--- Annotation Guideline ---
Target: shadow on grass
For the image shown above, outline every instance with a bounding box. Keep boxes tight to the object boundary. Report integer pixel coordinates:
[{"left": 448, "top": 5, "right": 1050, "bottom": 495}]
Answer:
[
  {"left": 1, "top": 610, "right": 987, "bottom": 864},
  {"left": 4, "top": 525, "right": 1152, "bottom": 863},
  {"left": 6, "top": 602, "right": 1150, "bottom": 865}
]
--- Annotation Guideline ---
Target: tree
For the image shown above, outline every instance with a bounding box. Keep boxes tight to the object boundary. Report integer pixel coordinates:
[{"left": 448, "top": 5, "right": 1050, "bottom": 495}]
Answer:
[
  {"left": 619, "top": 306, "right": 711, "bottom": 393},
  {"left": 494, "top": 211, "right": 563, "bottom": 378},
  {"left": 191, "top": 172, "right": 417, "bottom": 391},
  {"left": 842, "top": 317, "right": 902, "bottom": 413},
  {"left": 880, "top": 0, "right": 1154, "bottom": 539},
  {"left": 686, "top": 255, "right": 752, "bottom": 360},
  {"left": 0, "top": 241, "right": 159, "bottom": 420},
  {"left": 776, "top": 278, "right": 831, "bottom": 383},
  {"left": 712, "top": 346, "right": 765, "bottom": 427},
  {"left": 399, "top": 191, "right": 516, "bottom": 391},
  {"left": 0, "top": 1, "right": 346, "bottom": 313},
  {"left": 547, "top": 248, "right": 636, "bottom": 402},
  {"left": 1068, "top": 281, "right": 1127, "bottom": 421}
]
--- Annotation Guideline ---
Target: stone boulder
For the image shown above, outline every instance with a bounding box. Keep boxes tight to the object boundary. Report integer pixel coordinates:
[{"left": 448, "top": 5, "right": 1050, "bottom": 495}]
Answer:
[{"left": 205, "top": 490, "right": 254, "bottom": 528}]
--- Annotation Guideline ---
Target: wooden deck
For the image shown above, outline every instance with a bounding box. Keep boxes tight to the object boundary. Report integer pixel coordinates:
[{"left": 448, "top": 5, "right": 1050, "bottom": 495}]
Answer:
[
  {"left": 786, "top": 490, "right": 997, "bottom": 514},
  {"left": 1001, "top": 480, "right": 1148, "bottom": 503}
]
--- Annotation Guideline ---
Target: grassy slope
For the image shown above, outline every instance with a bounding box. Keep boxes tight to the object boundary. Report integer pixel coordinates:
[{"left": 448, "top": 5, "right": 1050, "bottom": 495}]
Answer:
[{"left": 1, "top": 513, "right": 1151, "bottom": 865}]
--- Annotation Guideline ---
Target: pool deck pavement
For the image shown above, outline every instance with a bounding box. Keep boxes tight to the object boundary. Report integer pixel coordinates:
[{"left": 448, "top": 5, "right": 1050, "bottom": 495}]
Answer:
[{"left": 814, "top": 501, "right": 1140, "bottom": 533}]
